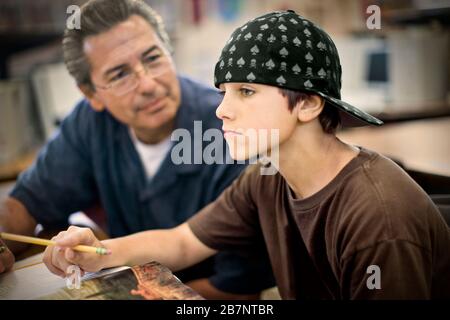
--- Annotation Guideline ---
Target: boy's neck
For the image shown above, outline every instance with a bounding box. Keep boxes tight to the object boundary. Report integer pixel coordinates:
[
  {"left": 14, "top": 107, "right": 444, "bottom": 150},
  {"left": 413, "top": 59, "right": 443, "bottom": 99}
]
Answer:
[{"left": 276, "top": 123, "right": 359, "bottom": 199}]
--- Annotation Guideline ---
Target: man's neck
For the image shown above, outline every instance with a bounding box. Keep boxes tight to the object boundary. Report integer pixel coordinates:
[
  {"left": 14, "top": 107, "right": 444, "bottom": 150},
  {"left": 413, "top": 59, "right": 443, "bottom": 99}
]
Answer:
[
  {"left": 277, "top": 123, "right": 359, "bottom": 199},
  {"left": 132, "top": 119, "right": 175, "bottom": 145}
]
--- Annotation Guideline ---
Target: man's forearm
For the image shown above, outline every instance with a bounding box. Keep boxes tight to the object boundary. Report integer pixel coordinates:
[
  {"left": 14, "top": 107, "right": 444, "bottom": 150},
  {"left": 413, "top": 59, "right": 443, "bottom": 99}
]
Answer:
[{"left": 0, "top": 197, "right": 37, "bottom": 253}]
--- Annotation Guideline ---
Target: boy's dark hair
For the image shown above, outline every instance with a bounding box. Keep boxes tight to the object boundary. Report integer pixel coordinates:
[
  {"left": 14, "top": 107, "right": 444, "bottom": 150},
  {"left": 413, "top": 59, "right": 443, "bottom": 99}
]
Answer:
[
  {"left": 63, "top": 0, "right": 171, "bottom": 92},
  {"left": 279, "top": 88, "right": 341, "bottom": 134}
]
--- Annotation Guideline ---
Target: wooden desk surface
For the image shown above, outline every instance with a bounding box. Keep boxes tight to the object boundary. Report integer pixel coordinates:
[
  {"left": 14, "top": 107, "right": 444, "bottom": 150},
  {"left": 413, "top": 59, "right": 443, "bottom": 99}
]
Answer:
[{"left": 337, "top": 117, "right": 450, "bottom": 177}]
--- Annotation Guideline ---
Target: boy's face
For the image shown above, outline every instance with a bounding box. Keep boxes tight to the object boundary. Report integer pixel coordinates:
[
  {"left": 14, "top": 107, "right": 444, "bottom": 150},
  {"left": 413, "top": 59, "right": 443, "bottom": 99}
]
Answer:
[{"left": 217, "top": 82, "right": 298, "bottom": 161}]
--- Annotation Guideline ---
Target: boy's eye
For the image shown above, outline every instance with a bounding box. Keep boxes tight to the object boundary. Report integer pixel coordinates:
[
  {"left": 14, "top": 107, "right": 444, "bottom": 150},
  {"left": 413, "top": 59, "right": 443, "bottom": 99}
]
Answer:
[
  {"left": 240, "top": 88, "right": 255, "bottom": 97},
  {"left": 218, "top": 90, "right": 225, "bottom": 96}
]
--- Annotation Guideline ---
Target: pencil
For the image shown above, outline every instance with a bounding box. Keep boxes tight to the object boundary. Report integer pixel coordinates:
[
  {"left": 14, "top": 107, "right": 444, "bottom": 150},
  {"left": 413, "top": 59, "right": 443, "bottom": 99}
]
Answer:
[{"left": 0, "top": 232, "right": 111, "bottom": 255}]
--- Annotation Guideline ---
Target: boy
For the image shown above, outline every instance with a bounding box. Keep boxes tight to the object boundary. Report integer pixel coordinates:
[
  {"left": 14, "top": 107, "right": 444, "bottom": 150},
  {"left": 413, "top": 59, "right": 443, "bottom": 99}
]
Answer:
[
  {"left": 43, "top": 10, "right": 450, "bottom": 299},
  {"left": 1, "top": 0, "right": 275, "bottom": 299}
]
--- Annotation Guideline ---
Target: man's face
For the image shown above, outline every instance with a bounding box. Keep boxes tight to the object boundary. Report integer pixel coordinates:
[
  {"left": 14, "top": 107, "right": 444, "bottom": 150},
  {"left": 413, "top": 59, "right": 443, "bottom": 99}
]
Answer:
[
  {"left": 83, "top": 15, "right": 181, "bottom": 133},
  {"left": 216, "top": 83, "right": 298, "bottom": 161}
]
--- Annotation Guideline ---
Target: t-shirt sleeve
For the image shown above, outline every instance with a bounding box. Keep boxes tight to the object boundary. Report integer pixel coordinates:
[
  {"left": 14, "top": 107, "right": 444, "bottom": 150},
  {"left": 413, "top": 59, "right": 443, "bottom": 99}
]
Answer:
[
  {"left": 188, "top": 165, "right": 276, "bottom": 293},
  {"left": 9, "top": 101, "right": 97, "bottom": 229},
  {"left": 188, "top": 164, "right": 262, "bottom": 253},
  {"left": 341, "top": 239, "right": 432, "bottom": 299},
  {"left": 334, "top": 157, "right": 450, "bottom": 299}
]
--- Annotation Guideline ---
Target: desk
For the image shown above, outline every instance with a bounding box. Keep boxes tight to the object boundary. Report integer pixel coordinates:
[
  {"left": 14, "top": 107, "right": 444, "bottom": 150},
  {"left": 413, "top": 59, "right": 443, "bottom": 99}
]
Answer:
[
  {"left": 0, "top": 253, "right": 203, "bottom": 300},
  {"left": 337, "top": 117, "right": 450, "bottom": 177}
]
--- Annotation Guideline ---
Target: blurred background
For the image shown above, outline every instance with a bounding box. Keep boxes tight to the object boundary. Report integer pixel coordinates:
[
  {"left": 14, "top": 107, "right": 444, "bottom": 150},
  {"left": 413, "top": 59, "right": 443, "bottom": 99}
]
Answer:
[{"left": 0, "top": 0, "right": 449, "bottom": 207}]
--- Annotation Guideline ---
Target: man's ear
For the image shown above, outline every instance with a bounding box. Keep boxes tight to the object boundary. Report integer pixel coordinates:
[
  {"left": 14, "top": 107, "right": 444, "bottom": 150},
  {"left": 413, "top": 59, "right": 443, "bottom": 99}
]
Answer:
[
  {"left": 295, "top": 94, "right": 324, "bottom": 123},
  {"left": 78, "top": 84, "right": 105, "bottom": 111}
]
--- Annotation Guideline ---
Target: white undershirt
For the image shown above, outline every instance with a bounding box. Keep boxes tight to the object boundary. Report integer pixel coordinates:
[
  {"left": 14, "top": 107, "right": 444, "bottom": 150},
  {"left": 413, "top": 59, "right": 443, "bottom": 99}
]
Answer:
[{"left": 129, "top": 129, "right": 172, "bottom": 179}]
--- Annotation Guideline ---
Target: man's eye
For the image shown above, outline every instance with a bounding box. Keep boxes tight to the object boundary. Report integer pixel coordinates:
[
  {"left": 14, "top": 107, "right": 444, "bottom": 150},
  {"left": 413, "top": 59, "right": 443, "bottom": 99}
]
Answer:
[
  {"left": 144, "top": 54, "right": 161, "bottom": 64},
  {"left": 218, "top": 91, "right": 225, "bottom": 96},
  {"left": 110, "top": 70, "right": 130, "bottom": 82},
  {"left": 240, "top": 88, "right": 255, "bottom": 96}
]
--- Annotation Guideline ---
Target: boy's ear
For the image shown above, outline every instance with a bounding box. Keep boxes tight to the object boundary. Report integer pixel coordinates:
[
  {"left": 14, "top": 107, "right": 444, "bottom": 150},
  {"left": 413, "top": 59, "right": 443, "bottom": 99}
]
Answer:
[
  {"left": 78, "top": 84, "right": 105, "bottom": 111},
  {"left": 295, "top": 94, "right": 324, "bottom": 123}
]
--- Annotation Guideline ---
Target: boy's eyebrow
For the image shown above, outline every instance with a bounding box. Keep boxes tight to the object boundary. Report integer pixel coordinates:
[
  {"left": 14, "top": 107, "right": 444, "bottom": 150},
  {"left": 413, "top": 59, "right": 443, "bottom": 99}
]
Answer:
[{"left": 104, "top": 45, "right": 160, "bottom": 77}]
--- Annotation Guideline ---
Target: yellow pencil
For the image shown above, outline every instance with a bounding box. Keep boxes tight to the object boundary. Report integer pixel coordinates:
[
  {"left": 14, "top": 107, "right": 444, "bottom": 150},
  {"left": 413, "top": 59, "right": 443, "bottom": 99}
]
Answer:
[{"left": 0, "top": 232, "right": 111, "bottom": 255}]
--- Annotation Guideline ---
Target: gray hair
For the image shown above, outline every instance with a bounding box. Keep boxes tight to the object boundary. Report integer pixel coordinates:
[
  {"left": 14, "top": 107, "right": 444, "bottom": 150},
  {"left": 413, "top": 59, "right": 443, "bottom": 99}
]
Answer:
[{"left": 63, "top": 0, "right": 172, "bottom": 91}]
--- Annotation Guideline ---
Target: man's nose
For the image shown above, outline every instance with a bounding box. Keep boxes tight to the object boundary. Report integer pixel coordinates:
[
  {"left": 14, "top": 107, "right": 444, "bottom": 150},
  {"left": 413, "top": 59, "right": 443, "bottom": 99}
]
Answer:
[{"left": 135, "top": 63, "right": 157, "bottom": 93}]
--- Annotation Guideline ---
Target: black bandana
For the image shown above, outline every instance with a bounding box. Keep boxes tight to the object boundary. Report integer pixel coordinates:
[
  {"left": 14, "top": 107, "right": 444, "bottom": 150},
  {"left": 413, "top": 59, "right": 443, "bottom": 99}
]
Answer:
[{"left": 214, "top": 10, "right": 383, "bottom": 127}]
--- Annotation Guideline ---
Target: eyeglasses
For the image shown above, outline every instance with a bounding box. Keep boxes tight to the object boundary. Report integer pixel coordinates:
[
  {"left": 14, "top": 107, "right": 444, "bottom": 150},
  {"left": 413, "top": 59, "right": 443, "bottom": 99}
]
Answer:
[{"left": 94, "top": 51, "right": 173, "bottom": 96}]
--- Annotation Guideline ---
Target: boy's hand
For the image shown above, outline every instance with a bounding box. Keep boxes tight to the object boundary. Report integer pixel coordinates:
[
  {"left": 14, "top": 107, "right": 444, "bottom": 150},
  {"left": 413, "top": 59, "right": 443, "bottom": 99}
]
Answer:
[{"left": 43, "top": 226, "right": 109, "bottom": 277}]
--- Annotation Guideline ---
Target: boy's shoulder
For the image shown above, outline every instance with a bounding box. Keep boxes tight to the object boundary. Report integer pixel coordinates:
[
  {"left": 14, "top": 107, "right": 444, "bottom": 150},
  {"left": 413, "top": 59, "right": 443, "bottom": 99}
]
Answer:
[
  {"left": 339, "top": 148, "right": 432, "bottom": 213},
  {"left": 334, "top": 148, "right": 444, "bottom": 255}
]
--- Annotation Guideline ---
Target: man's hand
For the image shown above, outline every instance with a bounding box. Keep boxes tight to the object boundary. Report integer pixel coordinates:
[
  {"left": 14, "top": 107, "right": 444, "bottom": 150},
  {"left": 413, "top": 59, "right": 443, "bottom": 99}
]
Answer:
[
  {"left": 0, "top": 239, "right": 15, "bottom": 273},
  {"left": 43, "top": 226, "right": 111, "bottom": 277}
]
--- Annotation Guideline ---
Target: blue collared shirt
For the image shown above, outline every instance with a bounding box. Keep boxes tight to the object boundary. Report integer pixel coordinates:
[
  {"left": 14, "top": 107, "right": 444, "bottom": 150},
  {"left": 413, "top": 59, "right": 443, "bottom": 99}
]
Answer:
[{"left": 11, "top": 76, "right": 274, "bottom": 294}]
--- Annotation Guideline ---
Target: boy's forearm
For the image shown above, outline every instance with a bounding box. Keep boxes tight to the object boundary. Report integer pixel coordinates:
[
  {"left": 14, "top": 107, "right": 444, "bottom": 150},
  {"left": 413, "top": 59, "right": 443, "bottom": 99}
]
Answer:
[
  {"left": 100, "top": 224, "right": 216, "bottom": 271},
  {"left": 100, "top": 228, "right": 188, "bottom": 270}
]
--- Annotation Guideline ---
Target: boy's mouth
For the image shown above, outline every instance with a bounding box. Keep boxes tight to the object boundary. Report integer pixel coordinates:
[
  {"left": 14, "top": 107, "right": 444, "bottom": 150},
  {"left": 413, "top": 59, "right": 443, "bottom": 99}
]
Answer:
[{"left": 222, "top": 128, "right": 243, "bottom": 138}]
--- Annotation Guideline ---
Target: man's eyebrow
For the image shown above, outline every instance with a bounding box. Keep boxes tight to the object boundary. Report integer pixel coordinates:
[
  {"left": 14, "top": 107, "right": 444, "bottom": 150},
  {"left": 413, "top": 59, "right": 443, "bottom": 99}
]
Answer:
[
  {"left": 104, "top": 64, "right": 127, "bottom": 78},
  {"left": 104, "top": 46, "right": 161, "bottom": 77},
  {"left": 141, "top": 45, "right": 160, "bottom": 58}
]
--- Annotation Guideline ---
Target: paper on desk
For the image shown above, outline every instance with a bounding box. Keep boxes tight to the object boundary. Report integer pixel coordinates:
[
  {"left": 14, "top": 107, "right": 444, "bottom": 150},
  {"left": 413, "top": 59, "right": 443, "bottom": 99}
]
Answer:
[{"left": 0, "top": 253, "right": 130, "bottom": 300}]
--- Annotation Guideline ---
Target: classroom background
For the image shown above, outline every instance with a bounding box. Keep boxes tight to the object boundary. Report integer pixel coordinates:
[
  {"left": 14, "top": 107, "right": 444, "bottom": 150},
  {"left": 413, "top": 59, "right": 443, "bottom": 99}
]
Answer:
[{"left": 0, "top": 0, "right": 449, "bottom": 226}]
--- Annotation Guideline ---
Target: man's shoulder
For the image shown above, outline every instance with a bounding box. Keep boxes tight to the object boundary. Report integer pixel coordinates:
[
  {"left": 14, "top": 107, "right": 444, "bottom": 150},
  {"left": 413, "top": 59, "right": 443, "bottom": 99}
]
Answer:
[
  {"left": 178, "top": 75, "right": 222, "bottom": 125},
  {"left": 62, "top": 98, "right": 116, "bottom": 133},
  {"left": 66, "top": 98, "right": 105, "bottom": 121},
  {"left": 179, "top": 75, "right": 220, "bottom": 102},
  {"left": 53, "top": 99, "right": 124, "bottom": 153}
]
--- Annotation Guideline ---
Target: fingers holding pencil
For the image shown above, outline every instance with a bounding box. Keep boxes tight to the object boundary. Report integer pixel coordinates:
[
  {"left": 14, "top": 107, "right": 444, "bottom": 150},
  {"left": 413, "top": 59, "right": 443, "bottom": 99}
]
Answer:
[
  {"left": 43, "top": 226, "right": 111, "bottom": 276},
  {"left": 43, "top": 234, "right": 71, "bottom": 278},
  {"left": 56, "top": 226, "right": 97, "bottom": 248},
  {"left": 58, "top": 227, "right": 103, "bottom": 269},
  {"left": 0, "top": 231, "right": 111, "bottom": 255}
]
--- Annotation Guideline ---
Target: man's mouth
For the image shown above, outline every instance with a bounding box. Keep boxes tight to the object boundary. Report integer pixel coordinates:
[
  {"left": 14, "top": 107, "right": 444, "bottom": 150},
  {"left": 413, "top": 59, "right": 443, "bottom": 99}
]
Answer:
[{"left": 136, "top": 97, "right": 165, "bottom": 114}]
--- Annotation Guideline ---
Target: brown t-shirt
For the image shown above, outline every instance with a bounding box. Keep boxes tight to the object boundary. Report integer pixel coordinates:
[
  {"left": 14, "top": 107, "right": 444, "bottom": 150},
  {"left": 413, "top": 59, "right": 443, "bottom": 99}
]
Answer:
[{"left": 188, "top": 148, "right": 450, "bottom": 299}]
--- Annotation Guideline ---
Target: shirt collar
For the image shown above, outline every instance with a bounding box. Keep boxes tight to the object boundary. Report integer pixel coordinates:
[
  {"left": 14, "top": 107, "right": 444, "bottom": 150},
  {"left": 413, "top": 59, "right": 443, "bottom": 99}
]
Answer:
[{"left": 113, "top": 76, "right": 205, "bottom": 176}]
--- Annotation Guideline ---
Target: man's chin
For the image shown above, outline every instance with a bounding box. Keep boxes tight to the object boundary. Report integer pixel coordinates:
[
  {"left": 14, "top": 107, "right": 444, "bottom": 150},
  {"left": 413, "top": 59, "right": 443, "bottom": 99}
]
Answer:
[{"left": 136, "top": 106, "right": 176, "bottom": 130}]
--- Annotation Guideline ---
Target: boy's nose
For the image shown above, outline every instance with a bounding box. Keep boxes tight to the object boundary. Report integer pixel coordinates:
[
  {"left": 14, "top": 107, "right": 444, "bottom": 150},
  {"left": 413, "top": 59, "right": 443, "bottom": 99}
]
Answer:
[{"left": 216, "top": 98, "right": 235, "bottom": 121}]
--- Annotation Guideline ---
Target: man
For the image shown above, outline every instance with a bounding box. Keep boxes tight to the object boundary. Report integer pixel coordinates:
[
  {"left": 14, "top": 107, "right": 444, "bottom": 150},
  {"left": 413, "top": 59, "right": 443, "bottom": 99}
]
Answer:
[
  {"left": 43, "top": 10, "right": 450, "bottom": 299},
  {"left": 0, "top": 0, "right": 275, "bottom": 299}
]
